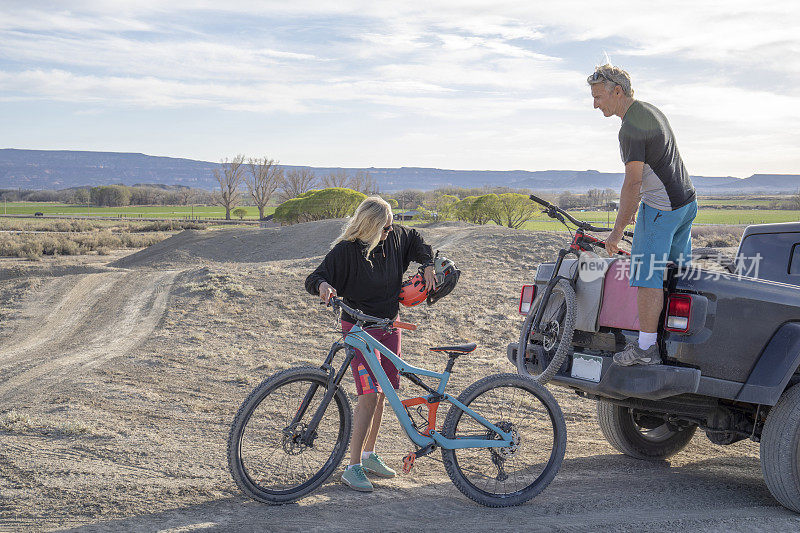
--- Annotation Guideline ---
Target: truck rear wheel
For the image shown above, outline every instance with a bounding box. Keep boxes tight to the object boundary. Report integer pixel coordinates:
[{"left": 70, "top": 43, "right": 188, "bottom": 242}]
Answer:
[
  {"left": 760, "top": 383, "right": 800, "bottom": 513},
  {"left": 596, "top": 400, "right": 696, "bottom": 460}
]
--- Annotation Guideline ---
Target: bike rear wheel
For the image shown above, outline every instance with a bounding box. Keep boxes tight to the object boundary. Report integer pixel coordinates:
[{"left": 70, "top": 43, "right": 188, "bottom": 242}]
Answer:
[
  {"left": 441, "top": 373, "right": 566, "bottom": 507},
  {"left": 227, "top": 366, "right": 352, "bottom": 504},
  {"left": 517, "top": 279, "right": 576, "bottom": 384}
]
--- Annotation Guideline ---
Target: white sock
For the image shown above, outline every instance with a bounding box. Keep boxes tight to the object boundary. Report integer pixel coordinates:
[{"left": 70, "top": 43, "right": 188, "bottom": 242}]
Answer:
[
  {"left": 346, "top": 463, "right": 361, "bottom": 470},
  {"left": 361, "top": 451, "right": 374, "bottom": 461},
  {"left": 639, "top": 332, "right": 657, "bottom": 350}
]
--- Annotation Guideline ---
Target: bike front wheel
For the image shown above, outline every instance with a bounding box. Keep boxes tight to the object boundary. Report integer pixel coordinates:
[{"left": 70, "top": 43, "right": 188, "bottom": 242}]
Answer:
[
  {"left": 441, "top": 373, "right": 566, "bottom": 507},
  {"left": 227, "top": 366, "right": 352, "bottom": 504},
  {"left": 517, "top": 279, "right": 576, "bottom": 384}
]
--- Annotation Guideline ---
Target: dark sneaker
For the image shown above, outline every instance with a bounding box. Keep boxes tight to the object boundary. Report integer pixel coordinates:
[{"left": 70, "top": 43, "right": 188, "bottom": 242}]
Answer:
[
  {"left": 341, "top": 465, "right": 373, "bottom": 492},
  {"left": 613, "top": 343, "right": 662, "bottom": 366},
  {"left": 362, "top": 452, "right": 396, "bottom": 478}
]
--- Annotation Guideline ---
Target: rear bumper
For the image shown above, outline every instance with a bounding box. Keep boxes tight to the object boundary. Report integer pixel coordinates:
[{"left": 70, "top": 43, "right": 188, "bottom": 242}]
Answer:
[{"left": 507, "top": 342, "right": 701, "bottom": 401}]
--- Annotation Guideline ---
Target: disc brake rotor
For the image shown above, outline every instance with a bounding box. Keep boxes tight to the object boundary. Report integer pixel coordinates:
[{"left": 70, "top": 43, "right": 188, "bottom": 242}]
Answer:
[
  {"left": 542, "top": 321, "right": 560, "bottom": 352},
  {"left": 282, "top": 422, "right": 311, "bottom": 455},
  {"left": 487, "top": 421, "right": 521, "bottom": 481}
]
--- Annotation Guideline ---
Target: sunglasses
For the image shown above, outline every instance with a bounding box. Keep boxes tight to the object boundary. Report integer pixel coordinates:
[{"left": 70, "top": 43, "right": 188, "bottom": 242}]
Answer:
[
  {"left": 588, "top": 71, "right": 618, "bottom": 85},
  {"left": 382, "top": 224, "right": 393, "bottom": 232},
  {"left": 588, "top": 70, "right": 627, "bottom": 91}
]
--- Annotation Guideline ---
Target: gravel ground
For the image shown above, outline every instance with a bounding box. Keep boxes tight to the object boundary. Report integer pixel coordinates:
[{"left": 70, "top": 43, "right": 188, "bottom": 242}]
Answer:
[{"left": 0, "top": 221, "right": 797, "bottom": 532}]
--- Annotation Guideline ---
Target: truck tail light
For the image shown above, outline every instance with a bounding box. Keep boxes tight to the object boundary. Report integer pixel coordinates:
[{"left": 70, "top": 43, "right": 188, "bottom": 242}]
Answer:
[
  {"left": 519, "top": 285, "right": 536, "bottom": 315},
  {"left": 665, "top": 294, "right": 692, "bottom": 332}
]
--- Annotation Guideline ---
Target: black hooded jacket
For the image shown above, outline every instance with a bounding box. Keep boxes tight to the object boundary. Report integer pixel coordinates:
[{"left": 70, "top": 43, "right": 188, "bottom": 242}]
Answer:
[{"left": 305, "top": 225, "right": 433, "bottom": 324}]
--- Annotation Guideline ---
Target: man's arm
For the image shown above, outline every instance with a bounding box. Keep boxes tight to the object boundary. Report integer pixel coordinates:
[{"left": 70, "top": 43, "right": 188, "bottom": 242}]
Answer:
[{"left": 606, "top": 161, "right": 643, "bottom": 255}]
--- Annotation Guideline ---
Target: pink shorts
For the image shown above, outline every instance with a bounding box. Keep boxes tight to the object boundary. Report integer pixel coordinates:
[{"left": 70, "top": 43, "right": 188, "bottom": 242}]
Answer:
[{"left": 342, "top": 320, "right": 401, "bottom": 396}]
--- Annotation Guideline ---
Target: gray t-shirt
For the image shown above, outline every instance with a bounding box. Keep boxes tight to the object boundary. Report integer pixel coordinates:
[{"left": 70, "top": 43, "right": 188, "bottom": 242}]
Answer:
[{"left": 618, "top": 101, "right": 695, "bottom": 211}]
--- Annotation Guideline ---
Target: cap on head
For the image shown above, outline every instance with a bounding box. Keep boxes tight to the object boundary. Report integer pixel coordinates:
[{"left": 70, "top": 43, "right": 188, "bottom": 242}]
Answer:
[{"left": 587, "top": 64, "right": 634, "bottom": 97}]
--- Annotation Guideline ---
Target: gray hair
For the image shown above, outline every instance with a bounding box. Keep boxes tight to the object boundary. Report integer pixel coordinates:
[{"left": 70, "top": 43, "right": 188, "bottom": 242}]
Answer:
[{"left": 587, "top": 64, "right": 634, "bottom": 97}]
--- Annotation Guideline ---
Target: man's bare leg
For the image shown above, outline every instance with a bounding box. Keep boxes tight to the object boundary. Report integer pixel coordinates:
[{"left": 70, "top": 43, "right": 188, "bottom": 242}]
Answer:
[
  {"left": 614, "top": 287, "right": 664, "bottom": 365},
  {"left": 637, "top": 287, "right": 664, "bottom": 334}
]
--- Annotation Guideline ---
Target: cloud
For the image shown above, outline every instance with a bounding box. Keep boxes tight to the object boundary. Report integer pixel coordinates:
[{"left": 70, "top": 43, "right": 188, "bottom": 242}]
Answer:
[{"left": 1, "top": 1, "right": 798, "bottom": 175}]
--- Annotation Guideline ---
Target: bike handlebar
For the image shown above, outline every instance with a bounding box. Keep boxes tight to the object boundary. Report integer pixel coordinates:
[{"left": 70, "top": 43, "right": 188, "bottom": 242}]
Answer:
[
  {"left": 530, "top": 194, "right": 634, "bottom": 238},
  {"left": 328, "top": 297, "right": 417, "bottom": 331}
]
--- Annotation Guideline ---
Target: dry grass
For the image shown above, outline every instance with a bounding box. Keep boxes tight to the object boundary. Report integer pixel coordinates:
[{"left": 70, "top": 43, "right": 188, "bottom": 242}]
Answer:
[
  {"left": 691, "top": 225, "right": 743, "bottom": 248},
  {"left": 181, "top": 267, "right": 257, "bottom": 298},
  {"left": 1, "top": 409, "right": 103, "bottom": 438},
  {"left": 0, "top": 231, "right": 172, "bottom": 259},
  {"left": 0, "top": 218, "right": 209, "bottom": 232},
  {"left": 0, "top": 409, "right": 34, "bottom": 432}
]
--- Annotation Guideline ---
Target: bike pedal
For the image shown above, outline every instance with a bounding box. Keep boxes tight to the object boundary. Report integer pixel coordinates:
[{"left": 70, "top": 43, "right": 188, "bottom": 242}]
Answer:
[{"left": 402, "top": 452, "right": 416, "bottom": 474}]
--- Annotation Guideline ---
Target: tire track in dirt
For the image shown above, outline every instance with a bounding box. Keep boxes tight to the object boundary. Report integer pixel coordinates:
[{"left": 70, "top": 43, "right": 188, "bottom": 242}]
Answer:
[{"left": 0, "top": 270, "right": 179, "bottom": 401}]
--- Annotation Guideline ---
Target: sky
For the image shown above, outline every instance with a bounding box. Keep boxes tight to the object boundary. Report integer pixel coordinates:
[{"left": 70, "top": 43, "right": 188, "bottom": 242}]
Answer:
[{"left": 1, "top": 1, "right": 799, "bottom": 178}]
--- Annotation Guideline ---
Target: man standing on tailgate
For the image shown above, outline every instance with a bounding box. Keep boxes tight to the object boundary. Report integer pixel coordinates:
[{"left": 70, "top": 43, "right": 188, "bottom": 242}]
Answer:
[{"left": 587, "top": 63, "right": 697, "bottom": 366}]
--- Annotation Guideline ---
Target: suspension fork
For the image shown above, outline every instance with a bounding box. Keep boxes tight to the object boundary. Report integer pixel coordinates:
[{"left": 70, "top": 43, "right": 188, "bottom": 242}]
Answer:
[
  {"left": 530, "top": 247, "right": 579, "bottom": 335},
  {"left": 298, "top": 343, "right": 355, "bottom": 446},
  {"left": 287, "top": 342, "right": 343, "bottom": 427}
]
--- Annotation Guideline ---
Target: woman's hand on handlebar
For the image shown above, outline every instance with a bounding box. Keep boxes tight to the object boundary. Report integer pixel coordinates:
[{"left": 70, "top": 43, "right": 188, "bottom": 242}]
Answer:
[{"left": 318, "top": 282, "right": 337, "bottom": 304}]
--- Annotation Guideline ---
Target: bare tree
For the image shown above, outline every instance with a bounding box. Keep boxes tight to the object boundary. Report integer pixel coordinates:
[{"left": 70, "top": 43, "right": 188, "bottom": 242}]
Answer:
[
  {"left": 320, "top": 170, "right": 350, "bottom": 188},
  {"left": 279, "top": 168, "right": 317, "bottom": 201},
  {"left": 394, "top": 189, "right": 424, "bottom": 210},
  {"left": 178, "top": 187, "right": 194, "bottom": 205},
  {"left": 213, "top": 154, "right": 246, "bottom": 220},
  {"left": 245, "top": 157, "right": 284, "bottom": 219},
  {"left": 349, "top": 170, "right": 379, "bottom": 195}
]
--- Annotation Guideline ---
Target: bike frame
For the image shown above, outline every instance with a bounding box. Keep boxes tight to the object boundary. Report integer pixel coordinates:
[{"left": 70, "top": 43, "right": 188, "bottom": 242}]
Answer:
[
  {"left": 299, "top": 325, "right": 513, "bottom": 451},
  {"left": 343, "top": 325, "right": 513, "bottom": 449}
]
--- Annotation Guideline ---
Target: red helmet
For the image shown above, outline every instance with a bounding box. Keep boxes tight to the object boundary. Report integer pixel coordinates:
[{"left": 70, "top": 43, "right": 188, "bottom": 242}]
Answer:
[{"left": 399, "top": 272, "right": 428, "bottom": 307}]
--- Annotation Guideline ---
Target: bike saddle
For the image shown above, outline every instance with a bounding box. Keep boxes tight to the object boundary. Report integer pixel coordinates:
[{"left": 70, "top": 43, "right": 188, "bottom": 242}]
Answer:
[{"left": 429, "top": 343, "right": 477, "bottom": 357}]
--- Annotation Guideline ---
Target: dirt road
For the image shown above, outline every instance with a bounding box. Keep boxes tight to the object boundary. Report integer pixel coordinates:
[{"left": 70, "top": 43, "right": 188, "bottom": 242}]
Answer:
[
  {"left": 0, "top": 270, "right": 178, "bottom": 402},
  {"left": 0, "top": 223, "right": 797, "bottom": 532}
]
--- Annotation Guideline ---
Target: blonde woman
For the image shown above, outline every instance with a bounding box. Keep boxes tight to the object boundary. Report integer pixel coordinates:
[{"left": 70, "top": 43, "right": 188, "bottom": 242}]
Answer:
[{"left": 305, "top": 196, "right": 434, "bottom": 492}]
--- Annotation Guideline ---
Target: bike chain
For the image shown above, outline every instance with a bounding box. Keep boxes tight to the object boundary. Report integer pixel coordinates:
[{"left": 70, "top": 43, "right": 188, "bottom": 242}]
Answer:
[{"left": 402, "top": 444, "right": 508, "bottom": 481}]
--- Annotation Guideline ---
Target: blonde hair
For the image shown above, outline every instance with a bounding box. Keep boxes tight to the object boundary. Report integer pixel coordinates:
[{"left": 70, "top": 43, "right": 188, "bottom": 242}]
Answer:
[{"left": 333, "top": 196, "right": 392, "bottom": 260}]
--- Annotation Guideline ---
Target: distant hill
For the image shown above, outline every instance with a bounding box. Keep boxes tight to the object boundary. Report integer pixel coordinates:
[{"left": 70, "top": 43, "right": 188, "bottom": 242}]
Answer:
[{"left": 1, "top": 149, "right": 798, "bottom": 194}]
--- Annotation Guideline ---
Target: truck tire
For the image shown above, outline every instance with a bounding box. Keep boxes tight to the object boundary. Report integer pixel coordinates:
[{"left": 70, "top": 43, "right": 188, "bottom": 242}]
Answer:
[
  {"left": 760, "top": 383, "right": 800, "bottom": 513},
  {"left": 596, "top": 400, "right": 697, "bottom": 460}
]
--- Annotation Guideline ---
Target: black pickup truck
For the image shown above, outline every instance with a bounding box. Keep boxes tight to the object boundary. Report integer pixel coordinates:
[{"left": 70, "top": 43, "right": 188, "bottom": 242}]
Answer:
[{"left": 508, "top": 221, "right": 800, "bottom": 513}]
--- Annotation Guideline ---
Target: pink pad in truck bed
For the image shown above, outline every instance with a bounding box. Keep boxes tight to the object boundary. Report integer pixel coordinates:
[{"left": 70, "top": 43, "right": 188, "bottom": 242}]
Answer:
[{"left": 597, "top": 259, "right": 641, "bottom": 331}]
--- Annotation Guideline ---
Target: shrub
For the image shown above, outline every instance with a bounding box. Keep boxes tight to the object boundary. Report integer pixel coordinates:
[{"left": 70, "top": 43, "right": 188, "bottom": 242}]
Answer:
[{"left": 274, "top": 188, "right": 366, "bottom": 224}]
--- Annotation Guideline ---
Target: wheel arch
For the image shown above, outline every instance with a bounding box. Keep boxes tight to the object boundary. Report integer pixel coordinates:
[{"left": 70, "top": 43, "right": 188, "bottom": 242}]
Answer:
[{"left": 736, "top": 322, "right": 800, "bottom": 406}]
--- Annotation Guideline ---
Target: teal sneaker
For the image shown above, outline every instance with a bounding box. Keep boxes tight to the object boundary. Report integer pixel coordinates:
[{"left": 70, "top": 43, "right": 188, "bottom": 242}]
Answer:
[
  {"left": 341, "top": 464, "right": 373, "bottom": 492},
  {"left": 362, "top": 453, "right": 397, "bottom": 478}
]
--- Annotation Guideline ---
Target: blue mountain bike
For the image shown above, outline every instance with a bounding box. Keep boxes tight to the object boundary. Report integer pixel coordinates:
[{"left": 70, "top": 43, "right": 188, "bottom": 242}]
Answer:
[{"left": 228, "top": 297, "right": 566, "bottom": 507}]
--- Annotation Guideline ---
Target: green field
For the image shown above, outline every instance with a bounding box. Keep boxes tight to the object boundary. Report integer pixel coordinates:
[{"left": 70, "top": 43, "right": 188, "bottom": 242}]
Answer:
[
  {"left": 516, "top": 207, "right": 800, "bottom": 231},
  {"left": 1, "top": 201, "right": 798, "bottom": 229},
  {"left": 0, "top": 202, "right": 275, "bottom": 220},
  {"left": 698, "top": 198, "right": 781, "bottom": 207}
]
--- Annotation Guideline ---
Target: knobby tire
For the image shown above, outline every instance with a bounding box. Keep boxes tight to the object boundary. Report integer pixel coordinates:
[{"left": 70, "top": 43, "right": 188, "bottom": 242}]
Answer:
[
  {"left": 227, "top": 366, "right": 352, "bottom": 504},
  {"left": 517, "top": 279, "right": 576, "bottom": 384},
  {"left": 441, "top": 373, "right": 567, "bottom": 507}
]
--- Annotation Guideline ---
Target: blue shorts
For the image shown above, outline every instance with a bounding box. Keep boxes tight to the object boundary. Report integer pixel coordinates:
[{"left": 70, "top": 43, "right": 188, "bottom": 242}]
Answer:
[{"left": 629, "top": 200, "right": 697, "bottom": 289}]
